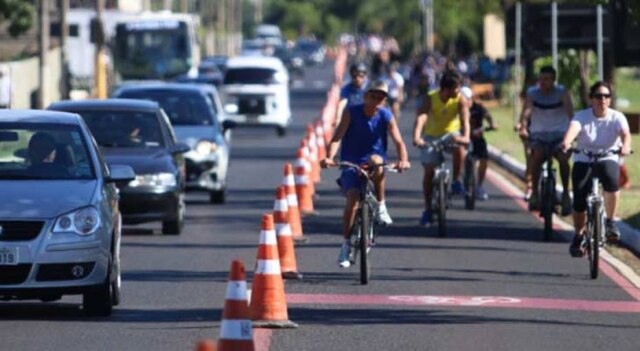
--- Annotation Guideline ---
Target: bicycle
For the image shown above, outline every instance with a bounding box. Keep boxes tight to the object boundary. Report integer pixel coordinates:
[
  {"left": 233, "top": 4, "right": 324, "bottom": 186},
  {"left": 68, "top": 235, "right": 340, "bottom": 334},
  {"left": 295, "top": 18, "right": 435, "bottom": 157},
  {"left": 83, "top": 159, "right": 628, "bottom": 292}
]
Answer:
[
  {"left": 419, "top": 133, "right": 457, "bottom": 238},
  {"left": 336, "top": 161, "right": 398, "bottom": 285},
  {"left": 463, "top": 126, "right": 494, "bottom": 210},
  {"left": 569, "top": 148, "right": 631, "bottom": 279},
  {"left": 531, "top": 139, "right": 560, "bottom": 241}
]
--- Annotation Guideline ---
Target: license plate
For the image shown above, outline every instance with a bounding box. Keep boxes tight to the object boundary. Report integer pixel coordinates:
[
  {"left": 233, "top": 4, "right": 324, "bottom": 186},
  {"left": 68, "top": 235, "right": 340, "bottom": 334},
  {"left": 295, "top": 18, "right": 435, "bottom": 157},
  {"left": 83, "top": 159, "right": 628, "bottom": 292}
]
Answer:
[{"left": 0, "top": 247, "right": 18, "bottom": 265}]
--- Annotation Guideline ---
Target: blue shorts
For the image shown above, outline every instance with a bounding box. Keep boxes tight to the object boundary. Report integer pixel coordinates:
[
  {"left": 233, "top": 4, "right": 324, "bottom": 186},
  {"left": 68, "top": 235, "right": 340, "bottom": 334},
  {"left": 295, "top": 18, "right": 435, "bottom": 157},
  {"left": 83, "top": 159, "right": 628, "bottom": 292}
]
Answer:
[{"left": 337, "top": 168, "right": 363, "bottom": 194}]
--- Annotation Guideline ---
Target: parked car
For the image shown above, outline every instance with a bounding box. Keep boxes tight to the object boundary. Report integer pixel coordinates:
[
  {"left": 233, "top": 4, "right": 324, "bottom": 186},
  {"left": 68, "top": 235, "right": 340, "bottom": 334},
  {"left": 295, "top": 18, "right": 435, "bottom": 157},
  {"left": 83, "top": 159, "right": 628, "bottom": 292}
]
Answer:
[
  {"left": 112, "top": 83, "right": 232, "bottom": 204},
  {"left": 223, "top": 56, "right": 291, "bottom": 137},
  {"left": 0, "top": 109, "right": 134, "bottom": 316},
  {"left": 273, "top": 45, "right": 304, "bottom": 79},
  {"left": 48, "top": 99, "right": 189, "bottom": 234}
]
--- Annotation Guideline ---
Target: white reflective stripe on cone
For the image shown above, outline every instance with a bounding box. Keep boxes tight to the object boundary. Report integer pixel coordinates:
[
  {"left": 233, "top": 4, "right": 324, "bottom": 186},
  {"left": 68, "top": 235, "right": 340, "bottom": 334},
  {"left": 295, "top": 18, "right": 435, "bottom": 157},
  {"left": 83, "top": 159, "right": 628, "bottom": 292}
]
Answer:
[
  {"left": 256, "top": 259, "right": 281, "bottom": 274},
  {"left": 259, "top": 230, "right": 278, "bottom": 245},
  {"left": 275, "top": 223, "right": 292, "bottom": 236},
  {"left": 220, "top": 319, "right": 253, "bottom": 340},
  {"left": 287, "top": 194, "right": 299, "bottom": 206},
  {"left": 294, "top": 175, "right": 308, "bottom": 184},
  {"left": 283, "top": 175, "right": 295, "bottom": 185},
  {"left": 225, "top": 281, "right": 248, "bottom": 300},
  {"left": 274, "top": 199, "right": 288, "bottom": 211}
]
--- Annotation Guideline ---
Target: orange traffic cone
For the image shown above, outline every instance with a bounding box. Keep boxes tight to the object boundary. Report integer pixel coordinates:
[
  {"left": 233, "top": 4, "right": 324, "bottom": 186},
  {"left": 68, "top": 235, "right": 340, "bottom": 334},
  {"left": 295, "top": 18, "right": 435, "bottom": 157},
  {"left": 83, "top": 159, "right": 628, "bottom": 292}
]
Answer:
[
  {"left": 218, "top": 260, "right": 255, "bottom": 351},
  {"left": 250, "top": 214, "right": 298, "bottom": 328},
  {"left": 299, "top": 140, "right": 316, "bottom": 196},
  {"left": 294, "top": 148, "right": 315, "bottom": 215},
  {"left": 282, "top": 163, "right": 308, "bottom": 243},
  {"left": 195, "top": 340, "right": 217, "bottom": 351},
  {"left": 315, "top": 120, "right": 327, "bottom": 161},
  {"left": 273, "top": 186, "right": 302, "bottom": 280},
  {"left": 306, "top": 124, "right": 321, "bottom": 183}
]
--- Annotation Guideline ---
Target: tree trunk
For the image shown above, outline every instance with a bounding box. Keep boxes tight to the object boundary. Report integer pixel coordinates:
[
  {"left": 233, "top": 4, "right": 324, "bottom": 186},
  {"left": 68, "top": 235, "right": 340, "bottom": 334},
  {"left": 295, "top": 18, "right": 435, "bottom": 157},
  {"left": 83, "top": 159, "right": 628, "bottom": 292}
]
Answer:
[{"left": 578, "top": 50, "right": 590, "bottom": 107}]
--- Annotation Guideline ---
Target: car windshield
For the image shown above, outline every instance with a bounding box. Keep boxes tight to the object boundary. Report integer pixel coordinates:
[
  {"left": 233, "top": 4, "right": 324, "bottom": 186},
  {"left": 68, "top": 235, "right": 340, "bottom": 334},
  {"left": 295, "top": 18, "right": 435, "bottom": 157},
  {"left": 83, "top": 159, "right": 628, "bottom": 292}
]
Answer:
[
  {"left": 73, "top": 110, "right": 165, "bottom": 148},
  {"left": 117, "top": 90, "right": 216, "bottom": 126},
  {"left": 0, "top": 123, "right": 95, "bottom": 180},
  {"left": 224, "top": 68, "right": 280, "bottom": 85}
]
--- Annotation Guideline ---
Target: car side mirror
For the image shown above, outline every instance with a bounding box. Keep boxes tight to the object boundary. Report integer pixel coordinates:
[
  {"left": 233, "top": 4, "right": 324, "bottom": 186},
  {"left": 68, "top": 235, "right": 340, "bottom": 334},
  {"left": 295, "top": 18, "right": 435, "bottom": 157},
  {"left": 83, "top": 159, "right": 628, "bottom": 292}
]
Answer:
[
  {"left": 222, "top": 120, "right": 237, "bottom": 131},
  {"left": 170, "top": 143, "right": 191, "bottom": 154},
  {"left": 106, "top": 164, "right": 135, "bottom": 186}
]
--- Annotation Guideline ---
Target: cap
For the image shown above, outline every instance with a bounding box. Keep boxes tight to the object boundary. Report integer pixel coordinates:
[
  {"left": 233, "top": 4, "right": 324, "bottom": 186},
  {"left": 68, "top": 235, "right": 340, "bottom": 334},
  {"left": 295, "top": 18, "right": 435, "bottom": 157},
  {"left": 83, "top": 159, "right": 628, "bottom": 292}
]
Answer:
[
  {"left": 460, "top": 86, "right": 473, "bottom": 99},
  {"left": 366, "top": 80, "right": 389, "bottom": 97},
  {"left": 350, "top": 62, "right": 367, "bottom": 74}
]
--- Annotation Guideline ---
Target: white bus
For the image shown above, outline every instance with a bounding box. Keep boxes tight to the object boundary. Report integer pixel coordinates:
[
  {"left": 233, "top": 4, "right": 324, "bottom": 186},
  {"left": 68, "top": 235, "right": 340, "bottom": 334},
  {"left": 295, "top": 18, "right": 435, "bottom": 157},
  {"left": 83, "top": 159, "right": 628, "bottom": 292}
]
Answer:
[{"left": 112, "top": 12, "right": 200, "bottom": 81}]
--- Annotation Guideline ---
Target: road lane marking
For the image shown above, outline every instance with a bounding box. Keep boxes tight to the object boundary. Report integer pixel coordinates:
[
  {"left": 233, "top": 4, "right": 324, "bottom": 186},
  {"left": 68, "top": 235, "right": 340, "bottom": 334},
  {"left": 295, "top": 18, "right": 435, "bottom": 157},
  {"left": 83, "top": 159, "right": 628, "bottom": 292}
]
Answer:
[
  {"left": 286, "top": 293, "right": 640, "bottom": 313},
  {"left": 487, "top": 169, "right": 640, "bottom": 300}
]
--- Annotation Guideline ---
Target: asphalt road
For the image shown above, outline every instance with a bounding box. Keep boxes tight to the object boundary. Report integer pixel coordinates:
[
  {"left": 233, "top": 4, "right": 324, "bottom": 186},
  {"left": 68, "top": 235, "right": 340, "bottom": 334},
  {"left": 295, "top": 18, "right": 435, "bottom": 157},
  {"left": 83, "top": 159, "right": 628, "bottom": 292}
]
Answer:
[{"left": 1, "top": 63, "right": 639, "bottom": 351}]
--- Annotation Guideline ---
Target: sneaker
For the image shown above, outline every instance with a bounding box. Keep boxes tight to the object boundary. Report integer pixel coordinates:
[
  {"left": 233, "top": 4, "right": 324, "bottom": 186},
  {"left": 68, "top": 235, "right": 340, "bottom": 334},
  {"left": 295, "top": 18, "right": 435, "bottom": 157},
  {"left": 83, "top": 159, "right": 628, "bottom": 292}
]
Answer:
[
  {"left": 524, "top": 186, "right": 533, "bottom": 201},
  {"left": 528, "top": 193, "right": 538, "bottom": 211},
  {"left": 419, "top": 210, "right": 432, "bottom": 227},
  {"left": 451, "top": 180, "right": 464, "bottom": 195},
  {"left": 569, "top": 234, "right": 586, "bottom": 257},
  {"left": 337, "top": 241, "right": 351, "bottom": 268},
  {"left": 605, "top": 219, "right": 621, "bottom": 242},
  {"left": 560, "top": 193, "right": 572, "bottom": 216},
  {"left": 476, "top": 187, "right": 489, "bottom": 201},
  {"left": 377, "top": 203, "right": 393, "bottom": 225}
]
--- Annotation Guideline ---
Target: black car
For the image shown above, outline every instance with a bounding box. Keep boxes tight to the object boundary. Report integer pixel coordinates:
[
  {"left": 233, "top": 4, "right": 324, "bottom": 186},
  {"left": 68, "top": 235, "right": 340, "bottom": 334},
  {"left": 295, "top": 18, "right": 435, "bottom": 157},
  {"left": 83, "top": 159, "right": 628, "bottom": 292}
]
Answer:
[
  {"left": 48, "top": 99, "right": 189, "bottom": 234},
  {"left": 202, "top": 55, "right": 229, "bottom": 72}
]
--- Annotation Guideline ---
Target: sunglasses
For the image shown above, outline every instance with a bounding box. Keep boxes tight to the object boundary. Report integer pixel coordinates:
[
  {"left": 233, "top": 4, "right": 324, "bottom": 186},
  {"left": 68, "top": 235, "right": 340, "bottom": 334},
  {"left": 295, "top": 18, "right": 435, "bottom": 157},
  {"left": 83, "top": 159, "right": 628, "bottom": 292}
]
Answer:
[
  {"left": 592, "top": 93, "right": 611, "bottom": 99},
  {"left": 352, "top": 72, "right": 366, "bottom": 78},
  {"left": 369, "top": 92, "right": 387, "bottom": 100}
]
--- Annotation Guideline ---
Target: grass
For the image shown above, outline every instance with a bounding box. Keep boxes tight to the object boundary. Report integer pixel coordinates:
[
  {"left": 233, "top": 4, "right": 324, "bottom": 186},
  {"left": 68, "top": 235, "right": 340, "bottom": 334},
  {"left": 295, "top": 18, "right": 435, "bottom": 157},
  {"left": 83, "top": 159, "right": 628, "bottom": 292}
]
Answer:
[{"left": 485, "top": 72, "right": 640, "bottom": 229}]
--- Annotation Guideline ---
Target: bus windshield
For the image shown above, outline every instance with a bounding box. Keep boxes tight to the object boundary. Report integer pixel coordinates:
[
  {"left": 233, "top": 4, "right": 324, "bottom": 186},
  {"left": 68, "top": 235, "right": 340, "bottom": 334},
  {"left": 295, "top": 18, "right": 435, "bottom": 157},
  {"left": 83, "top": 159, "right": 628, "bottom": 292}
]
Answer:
[{"left": 114, "top": 20, "right": 192, "bottom": 80}]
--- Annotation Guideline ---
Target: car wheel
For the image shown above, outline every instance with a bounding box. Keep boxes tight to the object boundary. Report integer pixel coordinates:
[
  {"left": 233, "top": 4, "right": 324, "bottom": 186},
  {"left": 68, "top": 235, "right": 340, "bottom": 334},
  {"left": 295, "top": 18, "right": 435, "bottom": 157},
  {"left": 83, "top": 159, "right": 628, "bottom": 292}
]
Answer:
[
  {"left": 162, "top": 196, "right": 184, "bottom": 235},
  {"left": 276, "top": 127, "right": 287, "bottom": 137},
  {"left": 83, "top": 256, "right": 114, "bottom": 317},
  {"left": 209, "top": 189, "right": 226, "bottom": 204}
]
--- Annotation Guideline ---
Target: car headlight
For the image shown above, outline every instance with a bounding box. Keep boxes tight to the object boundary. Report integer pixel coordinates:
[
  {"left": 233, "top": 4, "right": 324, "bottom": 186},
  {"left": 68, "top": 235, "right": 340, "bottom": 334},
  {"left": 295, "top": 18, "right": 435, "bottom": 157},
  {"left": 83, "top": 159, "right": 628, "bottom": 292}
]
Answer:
[
  {"left": 53, "top": 206, "right": 101, "bottom": 236},
  {"left": 196, "top": 140, "right": 218, "bottom": 156},
  {"left": 128, "top": 173, "right": 177, "bottom": 188}
]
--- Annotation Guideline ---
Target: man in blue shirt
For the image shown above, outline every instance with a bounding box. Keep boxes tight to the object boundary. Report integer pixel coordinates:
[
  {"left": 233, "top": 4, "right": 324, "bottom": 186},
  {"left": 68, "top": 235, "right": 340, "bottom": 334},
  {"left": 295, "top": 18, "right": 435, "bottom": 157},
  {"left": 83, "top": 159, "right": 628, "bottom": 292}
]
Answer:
[
  {"left": 335, "top": 63, "right": 368, "bottom": 126},
  {"left": 321, "top": 81, "right": 410, "bottom": 268}
]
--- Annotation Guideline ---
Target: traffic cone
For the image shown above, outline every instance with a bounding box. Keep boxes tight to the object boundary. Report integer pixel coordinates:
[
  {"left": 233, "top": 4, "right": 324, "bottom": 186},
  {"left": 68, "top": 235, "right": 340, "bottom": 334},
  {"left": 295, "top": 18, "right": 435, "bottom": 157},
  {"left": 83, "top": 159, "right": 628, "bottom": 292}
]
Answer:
[
  {"left": 306, "top": 124, "right": 321, "bottom": 183},
  {"left": 299, "top": 140, "right": 316, "bottom": 196},
  {"left": 273, "top": 186, "right": 303, "bottom": 280},
  {"left": 218, "top": 260, "right": 255, "bottom": 351},
  {"left": 195, "top": 340, "right": 217, "bottom": 351},
  {"left": 282, "top": 163, "right": 308, "bottom": 243},
  {"left": 294, "top": 148, "right": 316, "bottom": 215},
  {"left": 315, "top": 120, "right": 327, "bottom": 161},
  {"left": 250, "top": 214, "right": 298, "bottom": 328}
]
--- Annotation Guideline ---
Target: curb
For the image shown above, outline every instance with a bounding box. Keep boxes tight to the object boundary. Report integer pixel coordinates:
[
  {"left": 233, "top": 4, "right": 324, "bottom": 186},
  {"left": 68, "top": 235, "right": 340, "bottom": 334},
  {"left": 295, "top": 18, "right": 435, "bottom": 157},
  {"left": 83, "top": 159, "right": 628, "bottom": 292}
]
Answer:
[{"left": 487, "top": 144, "right": 640, "bottom": 256}]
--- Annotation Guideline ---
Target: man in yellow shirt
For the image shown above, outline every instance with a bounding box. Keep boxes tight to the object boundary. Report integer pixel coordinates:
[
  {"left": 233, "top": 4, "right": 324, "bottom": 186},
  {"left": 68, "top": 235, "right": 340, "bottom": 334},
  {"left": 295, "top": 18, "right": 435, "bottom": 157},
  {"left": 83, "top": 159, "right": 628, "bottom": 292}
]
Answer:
[{"left": 412, "top": 72, "right": 470, "bottom": 226}]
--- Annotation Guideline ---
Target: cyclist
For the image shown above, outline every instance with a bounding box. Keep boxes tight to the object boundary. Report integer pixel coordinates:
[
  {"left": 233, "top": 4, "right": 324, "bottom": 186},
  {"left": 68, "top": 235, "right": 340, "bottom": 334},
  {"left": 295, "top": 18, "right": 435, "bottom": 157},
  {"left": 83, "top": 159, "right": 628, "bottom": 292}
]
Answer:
[
  {"left": 321, "top": 80, "right": 410, "bottom": 268},
  {"left": 519, "top": 66, "right": 574, "bottom": 215},
  {"left": 460, "top": 86, "right": 497, "bottom": 200},
  {"left": 380, "top": 62, "right": 405, "bottom": 120},
  {"left": 560, "top": 81, "right": 631, "bottom": 257},
  {"left": 335, "top": 62, "right": 368, "bottom": 127},
  {"left": 413, "top": 71, "right": 470, "bottom": 226}
]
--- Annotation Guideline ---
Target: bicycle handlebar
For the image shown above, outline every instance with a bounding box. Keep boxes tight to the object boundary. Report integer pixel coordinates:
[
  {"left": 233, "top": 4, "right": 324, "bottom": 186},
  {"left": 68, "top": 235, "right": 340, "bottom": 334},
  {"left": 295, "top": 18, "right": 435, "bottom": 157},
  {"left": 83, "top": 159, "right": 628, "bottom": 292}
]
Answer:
[
  {"left": 568, "top": 148, "right": 634, "bottom": 158},
  {"left": 334, "top": 161, "right": 400, "bottom": 174}
]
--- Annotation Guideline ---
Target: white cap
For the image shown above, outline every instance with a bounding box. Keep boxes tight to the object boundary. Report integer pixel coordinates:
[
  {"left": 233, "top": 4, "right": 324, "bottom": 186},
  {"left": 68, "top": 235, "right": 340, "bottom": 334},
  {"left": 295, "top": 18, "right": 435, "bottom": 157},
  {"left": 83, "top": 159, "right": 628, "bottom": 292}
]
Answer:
[{"left": 460, "top": 86, "right": 473, "bottom": 99}]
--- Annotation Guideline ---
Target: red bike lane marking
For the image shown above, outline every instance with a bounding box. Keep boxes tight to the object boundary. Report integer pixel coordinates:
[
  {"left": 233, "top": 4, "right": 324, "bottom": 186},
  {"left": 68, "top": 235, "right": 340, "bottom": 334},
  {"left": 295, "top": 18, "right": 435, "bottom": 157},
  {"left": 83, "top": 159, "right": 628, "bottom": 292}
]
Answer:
[
  {"left": 286, "top": 293, "right": 640, "bottom": 313},
  {"left": 486, "top": 170, "right": 640, "bottom": 302}
]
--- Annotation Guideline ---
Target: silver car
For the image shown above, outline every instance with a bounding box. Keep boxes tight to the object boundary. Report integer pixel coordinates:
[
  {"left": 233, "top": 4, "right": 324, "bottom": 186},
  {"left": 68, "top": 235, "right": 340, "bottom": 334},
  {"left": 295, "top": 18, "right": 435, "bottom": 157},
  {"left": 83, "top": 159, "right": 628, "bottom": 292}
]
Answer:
[{"left": 0, "top": 110, "right": 134, "bottom": 316}]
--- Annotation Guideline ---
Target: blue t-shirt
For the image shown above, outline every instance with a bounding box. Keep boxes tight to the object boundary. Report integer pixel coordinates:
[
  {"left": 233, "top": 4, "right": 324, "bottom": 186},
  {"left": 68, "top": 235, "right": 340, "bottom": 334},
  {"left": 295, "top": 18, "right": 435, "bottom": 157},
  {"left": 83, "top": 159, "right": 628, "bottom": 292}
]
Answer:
[
  {"left": 340, "top": 82, "right": 366, "bottom": 107},
  {"left": 340, "top": 104, "right": 393, "bottom": 164}
]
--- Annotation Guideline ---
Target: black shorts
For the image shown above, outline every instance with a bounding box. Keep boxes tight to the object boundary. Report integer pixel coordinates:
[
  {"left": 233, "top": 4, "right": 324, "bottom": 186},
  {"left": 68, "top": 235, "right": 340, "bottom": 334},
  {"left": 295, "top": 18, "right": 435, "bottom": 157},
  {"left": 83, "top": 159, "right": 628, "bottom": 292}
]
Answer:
[
  {"left": 471, "top": 137, "right": 488, "bottom": 159},
  {"left": 572, "top": 160, "right": 620, "bottom": 212}
]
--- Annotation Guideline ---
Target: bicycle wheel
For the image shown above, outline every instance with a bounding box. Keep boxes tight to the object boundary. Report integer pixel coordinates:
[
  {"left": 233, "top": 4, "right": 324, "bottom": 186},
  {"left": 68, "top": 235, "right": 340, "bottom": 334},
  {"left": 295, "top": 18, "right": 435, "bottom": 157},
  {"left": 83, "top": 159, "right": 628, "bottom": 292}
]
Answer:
[
  {"left": 437, "top": 175, "right": 447, "bottom": 238},
  {"left": 349, "top": 210, "right": 362, "bottom": 265},
  {"left": 589, "top": 202, "right": 602, "bottom": 279},
  {"left": 359, "top": 204, "right": 372, "bottom": 285},
  {"left": 541, "top": 178, "right": 554, "bottom": 241},
  {"left": 464, "top": 155, "right": 476, "bottom": 210}
]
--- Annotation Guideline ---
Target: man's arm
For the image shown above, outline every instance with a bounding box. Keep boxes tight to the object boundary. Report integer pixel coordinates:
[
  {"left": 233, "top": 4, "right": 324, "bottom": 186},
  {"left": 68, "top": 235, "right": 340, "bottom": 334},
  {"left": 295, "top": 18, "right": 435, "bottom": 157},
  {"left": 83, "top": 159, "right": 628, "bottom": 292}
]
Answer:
[
  {"left": 562, "top": 89, "right": 575, "bottom": 119},
  {"left": 620, "top": 124, "right": 632, "bottom": 156},
  {"left": 388, "top": 117, "right": 410, "bottom": 170},
  {"left": 561, "top": 121, "right": 581, "bottom": 152},
  {"left": 322, "top": 108, "right": 352, "bottom": 168},
  {"left": 518, "top": 96, "right": 532, "bottom": 137},
  {"left": 413, "top": 95, "right": 431, "bottom": 146},
  {"left": 335, "top": 98, "right": 348, "bottom": 127},
  {"left": 455, "top": 96, "right": 470, "bottom": 144}
]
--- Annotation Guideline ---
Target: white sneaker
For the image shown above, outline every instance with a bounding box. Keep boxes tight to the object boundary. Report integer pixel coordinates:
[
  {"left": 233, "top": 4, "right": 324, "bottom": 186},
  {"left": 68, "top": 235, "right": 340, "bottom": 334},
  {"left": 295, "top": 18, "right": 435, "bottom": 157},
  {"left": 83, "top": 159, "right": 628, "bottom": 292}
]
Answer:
[
  {"left": 337, "top": 241, "right": 351, "bottom": 268},
  {"left": 377, "top": 204, "right": 393, "bottom": 225},
  {"left": 476, "top": 187, "right": 489, "bottom": 201}
]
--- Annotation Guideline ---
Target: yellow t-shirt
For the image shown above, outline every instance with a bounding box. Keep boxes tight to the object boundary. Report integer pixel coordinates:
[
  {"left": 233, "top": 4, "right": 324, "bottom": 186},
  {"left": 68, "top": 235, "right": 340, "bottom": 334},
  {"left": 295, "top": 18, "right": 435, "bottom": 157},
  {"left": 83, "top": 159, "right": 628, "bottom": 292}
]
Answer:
[{"left": 423, "top": 90, "right": 461, "bottom": 137}]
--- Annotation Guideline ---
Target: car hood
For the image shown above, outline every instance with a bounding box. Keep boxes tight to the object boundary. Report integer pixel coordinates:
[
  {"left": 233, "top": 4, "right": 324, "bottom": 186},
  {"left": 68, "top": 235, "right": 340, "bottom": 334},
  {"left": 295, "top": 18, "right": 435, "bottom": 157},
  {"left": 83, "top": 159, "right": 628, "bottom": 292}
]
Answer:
[
  {"left": 102, "top": 147, "right": 175, "bottom": 174},
  {"left": 0, "top": 180, "right": 97, "bottom": 219},
  {"left": 173, "top": 126, "right": 224, "bottom": 147}
]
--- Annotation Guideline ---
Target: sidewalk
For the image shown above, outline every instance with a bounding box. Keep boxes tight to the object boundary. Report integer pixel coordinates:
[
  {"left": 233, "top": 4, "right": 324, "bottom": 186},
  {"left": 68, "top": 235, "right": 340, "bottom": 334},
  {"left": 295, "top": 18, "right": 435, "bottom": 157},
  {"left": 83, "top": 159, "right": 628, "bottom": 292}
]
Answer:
[{"left": 488, "top": 144, "right": 640, "bottom": 255}]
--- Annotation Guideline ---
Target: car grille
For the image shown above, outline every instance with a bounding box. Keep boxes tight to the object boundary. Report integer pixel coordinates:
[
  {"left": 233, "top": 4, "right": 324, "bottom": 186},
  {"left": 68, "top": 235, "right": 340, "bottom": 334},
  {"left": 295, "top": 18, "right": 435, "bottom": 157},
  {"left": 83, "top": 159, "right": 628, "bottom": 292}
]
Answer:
[
  {"left": 36, "top": 263, "right": 95, "bottom": 281},
  {"left": 0, "top": 221, "right": 45, "bottom": 241},
  {"left": 238, "top": 95, "right": 267, "bottom": 115},
  {"left": 0, "top": 264, "right": 32, "bottom": 285}
]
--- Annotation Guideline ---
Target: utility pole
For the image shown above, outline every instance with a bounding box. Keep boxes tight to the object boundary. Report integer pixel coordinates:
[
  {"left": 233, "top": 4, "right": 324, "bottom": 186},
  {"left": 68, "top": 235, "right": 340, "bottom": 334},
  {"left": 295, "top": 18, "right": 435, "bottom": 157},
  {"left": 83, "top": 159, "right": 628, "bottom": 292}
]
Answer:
[
  {"left": 551, "top": 2, "right": 558, "bottom": 71},
  {"left": 164, "top": 0, "right": 172, "bottom": 11},
  {"left": 514, "top": 1, "right": 522, "bottom": 128},
  {"left": 420, "top": 0, "right": 434, "bottom": 52},
  {"left": 255, "top": 0, "right": 263, "bottom": 24},
  {"left": 38, "top": 0, "right": 50, "bottom": 109},
  {"left": 180, "top": 0, "right": 188, "bottom": 13},
  {"left": 59, "top": 0, "right": 69, "bottom": 100},
  {"left": 94, "top": 0, "right": 107, "bottom": 99}
]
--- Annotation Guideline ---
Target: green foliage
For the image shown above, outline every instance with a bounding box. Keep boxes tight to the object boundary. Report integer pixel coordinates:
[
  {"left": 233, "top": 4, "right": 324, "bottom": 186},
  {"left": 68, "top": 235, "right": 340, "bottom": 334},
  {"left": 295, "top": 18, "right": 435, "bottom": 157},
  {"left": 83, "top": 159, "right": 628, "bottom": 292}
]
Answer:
[{"left": 0, "top": 0, "right": 35, "bottom": 37}]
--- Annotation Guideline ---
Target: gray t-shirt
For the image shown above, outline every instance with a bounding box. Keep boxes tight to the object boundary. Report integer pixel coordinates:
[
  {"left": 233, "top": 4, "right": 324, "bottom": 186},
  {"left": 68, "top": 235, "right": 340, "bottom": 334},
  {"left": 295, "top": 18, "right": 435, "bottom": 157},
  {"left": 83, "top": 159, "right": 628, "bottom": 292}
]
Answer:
[
  {"left": 528, "top": 85, "right": 570, "bottom": 133},
  {"left": 571, "top": 107, "right": 629, "bottom": 163}
]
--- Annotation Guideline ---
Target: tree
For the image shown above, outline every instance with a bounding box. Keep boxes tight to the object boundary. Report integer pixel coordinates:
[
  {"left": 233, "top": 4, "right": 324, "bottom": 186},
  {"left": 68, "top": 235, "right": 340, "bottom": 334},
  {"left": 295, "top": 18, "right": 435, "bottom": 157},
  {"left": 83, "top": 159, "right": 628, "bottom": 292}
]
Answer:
[{"left": 0, "top": 0, "right": 35, "bottom": 37}]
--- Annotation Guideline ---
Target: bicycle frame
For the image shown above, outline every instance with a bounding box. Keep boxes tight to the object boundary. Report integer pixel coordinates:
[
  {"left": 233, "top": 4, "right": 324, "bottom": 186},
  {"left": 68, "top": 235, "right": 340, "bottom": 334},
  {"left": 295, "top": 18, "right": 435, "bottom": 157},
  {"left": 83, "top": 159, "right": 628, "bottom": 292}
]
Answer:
[
  {"left": 421, "top": 134, "right": 456, "bottom": 237},
  {"left": 534, "top": 140, "right": 558, "bottom": 241}
]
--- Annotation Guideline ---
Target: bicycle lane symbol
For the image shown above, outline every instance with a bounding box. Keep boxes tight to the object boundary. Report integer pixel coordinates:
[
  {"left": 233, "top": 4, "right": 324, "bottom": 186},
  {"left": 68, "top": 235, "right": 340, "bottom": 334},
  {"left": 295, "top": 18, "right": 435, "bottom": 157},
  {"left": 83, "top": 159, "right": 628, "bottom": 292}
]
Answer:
[{"left": 389, "top": 295, "right": 522, "bottom": 307}]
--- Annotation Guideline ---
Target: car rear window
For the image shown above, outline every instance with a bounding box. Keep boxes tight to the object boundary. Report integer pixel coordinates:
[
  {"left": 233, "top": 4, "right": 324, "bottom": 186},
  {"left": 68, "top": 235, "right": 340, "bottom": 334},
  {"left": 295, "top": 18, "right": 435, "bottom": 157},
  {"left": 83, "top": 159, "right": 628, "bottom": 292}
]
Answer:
[
  {"left": 224, "top": 68, "right": 280, "bottom": 85},
  {"left": 73, "top": 110, "right": 165, "bottom": 148},
  {"left": 117, "top": 90, "right": 216, "bottom": 126}
]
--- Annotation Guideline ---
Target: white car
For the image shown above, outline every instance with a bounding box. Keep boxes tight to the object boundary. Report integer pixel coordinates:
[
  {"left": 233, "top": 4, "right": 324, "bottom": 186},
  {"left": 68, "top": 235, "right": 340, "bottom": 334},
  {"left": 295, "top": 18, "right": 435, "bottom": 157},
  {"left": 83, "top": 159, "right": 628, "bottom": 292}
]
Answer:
[{"left": 223, "top": 56, "right": 291, "bottom": 137}]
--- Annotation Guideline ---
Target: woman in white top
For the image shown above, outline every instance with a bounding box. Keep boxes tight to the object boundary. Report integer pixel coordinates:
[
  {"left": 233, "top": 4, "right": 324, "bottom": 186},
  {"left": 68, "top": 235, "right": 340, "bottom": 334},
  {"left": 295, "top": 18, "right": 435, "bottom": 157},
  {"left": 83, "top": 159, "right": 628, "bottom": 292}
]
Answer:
[{"left": 561, "top": 81, "right": 632, "bottom": 257}]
